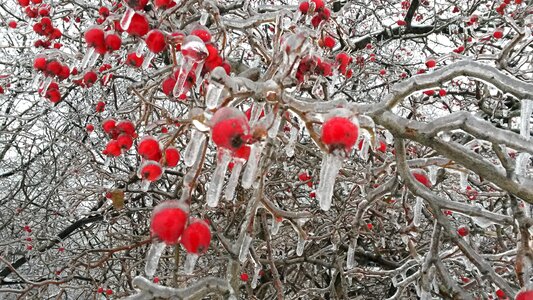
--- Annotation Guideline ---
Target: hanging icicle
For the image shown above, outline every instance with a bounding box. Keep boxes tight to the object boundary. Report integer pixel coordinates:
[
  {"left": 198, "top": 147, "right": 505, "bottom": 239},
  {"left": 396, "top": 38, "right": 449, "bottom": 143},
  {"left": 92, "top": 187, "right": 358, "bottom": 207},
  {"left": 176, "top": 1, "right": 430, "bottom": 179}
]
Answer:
[
  {"left": 241, "top": 143, "right": 262, "bottom": 189},
  {"left": 205, "top": 81, "right": 224, "bottom": 109},
  {"left": 317, "top": 153, "right": 344, "bottom": 211},
  {"left": 183, "top": 129, "right": 206, "bottom": 167},
  {"left": 459, "top": 172, "right": 468, "bottom": 192},
  {"left": 413, "top": 197, "right": 423, "bottom": 227},
  {"left": 224, "top": 160, "right": 243, "bottom": 201},
  {"left": 183, "top": 253, "right": 199, "bottom": 275},
  {"left": 144, "top": 241, "right": 166, "bottom": 277},
  {"left": 285, "top": 126, "right": 298, "bottom": 157},
  {"left": 239, "top": 234, "right": 253, "bottom": 263},
  {"left": 206, "top": 150, "right": 231, "bottom": 207},
  {"left": 346, "top": 239, "right": 356, "bottom": 269},
  {"left": 271, "top": 217, "right": 282, "bottom": 235}
]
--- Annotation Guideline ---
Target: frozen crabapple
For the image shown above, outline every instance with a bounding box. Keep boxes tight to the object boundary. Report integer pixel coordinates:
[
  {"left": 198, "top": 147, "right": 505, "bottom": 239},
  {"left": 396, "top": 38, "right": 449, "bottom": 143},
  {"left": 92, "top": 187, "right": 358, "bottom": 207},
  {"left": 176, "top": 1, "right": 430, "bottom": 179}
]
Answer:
[
  {"left": 83, "top": 71, "right": 98, "bottom": 87},
  {"left": 138, "top": 161, "right": 163, "bottom": 182},
  {"left": 138, "top": 136, "right": 162, "bottom": 161},
  {"left": 240, "top": 273, "right": 249, "bottom": 282},
  {"left": 95, "top": 101, "right": 105, "bottom": 112},
  {"left": 103, "top": 140, "right": 121, "bottom": 157},
  {"left": 411, "top": 170, "right": 432, "bottom": 188},
  {"left": 150, "top": 201, "right": 188, "bottom": 245},
  {"left": 320, "top": 116, "right": 359, "bottom": 153},
  {"left": 127, "top": 13, "right": 150, "bottom": 37},
  {"left": 425, "top": 58, "right": 436, "bottom": 68},
  {"left": 457, "top": 226, "right": 469, "bottom": 237},
  {"left": 210, "top": 107, "right": 251, "bottom": 152},
  {"left": 162, "top": 147, "right": 180, "bottom": 167},
  {"left": 105, "top": 33, "right": 122, "bottom": 52},
  {"left": 116, "top": 120, "right": 136, "bottom": 137},
  {"left": 117, "top": 134, "right": 133, "bottom": 150},
  {"left": 126, "top": 53, "right": 144, "bottom": 67},
  {"left": 516, "top": 290, "right": 533, "bottom": 300},
  {"left": 190, "top": 25, "right": 212, "bottom": 43},
  {"left": 102, "top": 119, "right": 116, "bottom": 134},
  {"left": 180, "top": 219, "right": 211, "bottom": 255},
  {"left": 145, "top": 30, "right": 167, "bottom": 53},
  {"left": 86, "top": 124, "right": 94, "bottom": 132}
]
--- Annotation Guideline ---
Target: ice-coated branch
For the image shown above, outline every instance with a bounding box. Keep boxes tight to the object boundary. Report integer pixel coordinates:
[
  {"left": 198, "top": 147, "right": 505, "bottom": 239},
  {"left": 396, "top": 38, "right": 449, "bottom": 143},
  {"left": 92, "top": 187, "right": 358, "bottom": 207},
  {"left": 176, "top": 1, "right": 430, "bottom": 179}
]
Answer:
[
  {"left": 125, "top": 276, "right": 236, "bottom": 300},
  {"left": 394, "top": 138, "right": 517, "bottom": 298}
]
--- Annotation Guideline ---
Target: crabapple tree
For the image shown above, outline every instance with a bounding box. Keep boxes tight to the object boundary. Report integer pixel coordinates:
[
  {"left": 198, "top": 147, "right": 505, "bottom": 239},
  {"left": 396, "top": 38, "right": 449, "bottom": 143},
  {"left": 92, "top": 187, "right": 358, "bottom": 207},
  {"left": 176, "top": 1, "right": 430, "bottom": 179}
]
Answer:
[{"left": 0, "top": 0, "right": 532, "bottom": 299}]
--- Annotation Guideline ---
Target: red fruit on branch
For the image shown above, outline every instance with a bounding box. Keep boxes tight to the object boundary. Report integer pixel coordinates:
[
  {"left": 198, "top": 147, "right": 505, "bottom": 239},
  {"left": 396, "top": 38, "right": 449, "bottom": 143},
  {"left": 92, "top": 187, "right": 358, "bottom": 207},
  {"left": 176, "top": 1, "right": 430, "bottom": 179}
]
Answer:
[
  {"left": 211, "top": 107, "right": 251, "bottom": 152},
  {"left": 439, "top": 89, "right": 447, "bottom": 97},
  {"left": 84, "top": 27, "right": 105, "bottom": 48},
  {"left": 116, "top": 120, "right": 136, "bottom": 137},
  {"left": 425, "top": 59, "right": 436, "bottom": 68},
  {"left": 180, "top": 219, "right": 211, "bottom": 254},
  {"left": 95, "top": 101, "right": 105, "bottom": 112},
  {"left": 240, "top": 273, "right": 249, "bottom": 281},
  {"left": 150, "top": 201, "right": 189, "bottom": 245},
  {"left": 495, "top": 289, "right": 505, "bottom": 299},
  {"left": 8, "top": 21, "right": 17, "bottom": 29},
  {"left": 320, "top": 117, "right": 359, "bottom": 153},
  {"left": 138, "top": 136, "right": 162, "bottom": 161},
  {"left": 298, "top": 1, "right": 309, "bottom": 13},
  {"left": 103, "top": 140, "right": 121, "bottom": 157},
  {"left": 493, "top": 30, "right": 503, "bottom": 39},
  {"left": 127, "top": 13, "right": 150, "bottom": 37},
  {"left": 126, "top": 53, "right": 144, "bottom": 67},
  {"left": 191, "top": 27, "right": 212, "bottom": 43},
  {"left": 162, "top": 147, "right": 180, "bottom": 167},
  {"left": 411, "top": 170, "right": 431, "bottom": 188},
  {"left": 105, "top": 33, "right": 122, "bottom": 52},
  {"left": 102, "top": 119, "right": 116, "bottom": 134},
  {"left": 397, "top": 20, "right": 406, "bottom": 26},
  {"left": 323, "top": 36, "right": 335, "bottom": 49},
  {"left": 86, "top": 124, "right": 94, "bottom": 132},
  {"left": 139, "top": 161, "right": 163, "bottom": 182},
  {"left": 145, "top": 30, "right": 167, "bottom": 53},
  {"left": 516, "top": 290, "right": 533, "bottom": 300},
  {"left": 83, "top": 71, "right": 98, "bottom": 87},
  {"left": 457, "top": 226, "right": 469, "bottom": 237},
  {"left": 117, "top": 134, "right": 133, "bottom": 150}
]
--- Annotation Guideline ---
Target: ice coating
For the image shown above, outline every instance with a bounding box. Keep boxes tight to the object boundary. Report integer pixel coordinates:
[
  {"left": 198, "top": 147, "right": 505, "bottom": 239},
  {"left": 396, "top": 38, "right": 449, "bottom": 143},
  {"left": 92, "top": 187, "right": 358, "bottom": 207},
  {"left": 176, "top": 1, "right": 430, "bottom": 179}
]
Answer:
[
  {"left": 316, "top": 152, "right": 344, "bottom": 211},
  {"left": 224, "top": 160, "right": 244, "bottom": 201},
  {"left": 238, "top": 234, "right": 252, "bottom": 262},
  {"left": 206, "top": 149, "right": 231, "bottom": 207},
  {"left": 285, "top": 126, "right": 298, "bottom": 157},
  {"left": 173, "top": 36, "right": 208, "bottom": 97},
  {"left": 413, "top": 197, "right": 423, "bottom": 227},
  {"left": 241, "top": 143, "right": 262, "bottom": 189},
  {"left": 183, "top": 129, "right": 206, "bottom": 167},
  {"left": 144, "top": 241, "right": 166, "bottom": 277},
  {"left": 183, "top": 253, "right": 199, "bottom": 274}
]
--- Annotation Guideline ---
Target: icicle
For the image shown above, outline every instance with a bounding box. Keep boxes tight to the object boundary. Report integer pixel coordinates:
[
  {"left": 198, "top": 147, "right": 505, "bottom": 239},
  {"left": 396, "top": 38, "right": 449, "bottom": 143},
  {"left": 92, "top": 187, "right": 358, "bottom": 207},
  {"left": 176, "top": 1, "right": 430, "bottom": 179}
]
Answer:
[
  {"left": 428, "top": 165, "right": 438, "bottom": 185},
  {"left": 239, "top": 234, "right": 252, "bottom": 262},
  {"left": 518, "top": 99, "right": 533, "bottom": 217},
  {"left": 141, "top": 51, "right": 154, "bottom": 70},
  {"left": 183, "top": 130, "right": 205, "bottom": 167},
  {"left": 359, "top": 134, "right": 370, "bottom": 161},
  {"left": 39, "top": 76, "right": 53, "bottom": 96},
  {"left": 384, "top": 131, "right": 394, "bottom": 145},
  {"left": 120, "top": 7, "right": 135, "bottom": 31},
  {"left": 413, "top": 197, "right": 423, "bottom": 227},
  {"left": 206, "top": 150, "right": 231, "bottom": 207},
  {"left": 285, "top": 126, "right": 298, "bottom": 157},
  {"left": 200, "top": 11, "right": 209, "bottom": 25},
  {"left": 183, "top": 253, "right": 199, "bottom": 274},
  {"left": 80, "top": 47, "right": 95, "bottom": 70},
  {"left": 459, "top": 172, "right": 468, "bottom": 192},
  {"left": 317, "top": 153, "right": 344, "bottom": 211},
  {"left": 271, "top": 217, "right": 281, "bottom": 235},
  {"left": 251, "top": 263, "right": 261, "bottom": 289},
  {"left": 140, "top": 179, "right": 150, "bottom": 192},
  {"left": 241, "top": 143, "right": 262, "bottom": 189},
  {"left": 391, "top": 275, "right": 398, "bottom": 287},
  {"left": 32, "top": 73, "right": 43, "bottom": 89},
  {"left": 224, "top": 160, "right": 243, "bottom": 201},
  {"left": 136, "top": 41, "right": 146, "bottom": 56},
  {"left": 268, "top": 112, "right": 282, "bottom": 139},
  {"left": 144, "top": 241, "right": 166, "bottom": 277},
  {"left": 173, "top": 36, "right": 207, "bottom": 97},
  {"left": 205, "top": 81, "right": 224, "bottom": 109},
  {"left": 296, "top": 233, "right": 305, "bottom": 256},
  {"left": 249, "top": 102, "right": 264, "bottom": 127},
  {"left": 87, "top": 52, "right": 100, "bottom": 70},
  {"left": 346, "top": 240, "right": 355, "bottom": 269}
]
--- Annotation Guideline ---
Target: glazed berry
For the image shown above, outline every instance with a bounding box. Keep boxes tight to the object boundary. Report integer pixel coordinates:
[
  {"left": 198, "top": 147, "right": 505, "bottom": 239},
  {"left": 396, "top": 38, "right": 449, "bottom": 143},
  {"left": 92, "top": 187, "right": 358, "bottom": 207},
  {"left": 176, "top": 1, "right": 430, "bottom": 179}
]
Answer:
[
  {"left": 150, "top": 201, "right": 188, "bottom": 245},
  {"left": 162, "top": 147, "right": 180, "bottom": 167},
  {"left": 180, "top": 219, "right": 211, "bottom": 254},
  {"left": 138, "top": 136, "right": 162, "bottom": 161},
  {"left": 320, "top": 117, "right": 359, "bottom": 153}
]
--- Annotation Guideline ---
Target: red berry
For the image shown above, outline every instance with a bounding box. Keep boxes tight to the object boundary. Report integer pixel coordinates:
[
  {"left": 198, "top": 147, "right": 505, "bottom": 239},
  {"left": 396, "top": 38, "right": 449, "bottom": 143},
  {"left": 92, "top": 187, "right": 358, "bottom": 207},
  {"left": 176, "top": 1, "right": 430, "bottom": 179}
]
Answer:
[
  {"left": 162, "top": 76, "right": 176, "bottom": 96},
  {"left": 439, "top": 89, "right": 447, "bottom": 97},
  {"left": 411, "top": 170, "right": 431, "bottom": 188},
  {"left": 97, "top": 287, "right": 104, "bottom": 293},
  {"left": 8, "top": 20, "right": 17, "bottom": 28},
  {"left": 154, "top": 0, "right": 172, "bottom": 8},
  {"left": 457, "top": 226, "right": 469, "bottom": 237},
  {"left": 126, "top": 53, "right": 144, "bottom": 68},
  {"left": 367, "top": 223, "right": 373, "bottom": 230},
  {"left": 425, "top": 59, "right": 436, "bottom": 68},
  {"left": 117, "top": 134, "right": 133, "bottom": 150},
  {"left": 33, "top": 57, "right": 47, "bottom": 71},
  {"left": 106, "top": 289, "right": 112, "bottom": 295},
  {"left": 150, "top": 201, "right": 189, "bottom": 245},
  {"left": 397, "top": 20, "right": 406, "bottom": 26},
  {"left": 233, "top": 145, "right": 251, "bottom": 161},
  {"left": 86, "top": 124, "right": 95, "bottom": 132},
  {"left": 163, "top": 147, "right": 180, "bottom": 167},
  {"left": 298, "top": 1, "right": 309, "bottom": 13},
  {"left": 180, "top": 219, "right": 211, "bottom": 254},
  {"left": 18, "top": 0, "right": 30, "bottom": 6},
  {"left": 191, "top": 27, "right": 211, "bottom": 43},
  {"left": 377, "top": 140, "right": 387, "bottom": 152},
  {"left": 311, "top": 15, "right": 323, "bottom": 28},
  {"left": 26, "top": 245, "right": 33, "bottom": 250},
  {"left": 105, "top": 33, "right": 122, "bottom": 52},
  {"left": 139, "top": 161, "right": 163, "bottom": 182},
  {"left": 153, "top": 276, "right": 160, "bottom": 283},
  {"left": 323, "top": 36, "right": 335, "bottom": 49},
  {"left": 311, "top": 0, "right": 325, "bottom": 11},
  {"left": 116, "top": 120, "right": 136, "bottom": 136},
  {"left": 211, "top": 108, "right": 250, "bottom": 152},
  {"left": 493, "top": 30, "right": 503, "bottom": 39},
  {"left": 99, "top": 6, "right": 110, "bottom": 17},
  {"left": 103, "top": 140, "right": 121, "bottom": 157},
  {"left": 46, "top": 60, "right": 62, "bottom": 76},
  {"left": 320, "top": 117, "right": 359, "bottom": 152},
  {"left": 423, "top": 90, "right": 435, "bottom": 96},
  {"left": 96, "top": 101, "right": 105, "bottom": 112},
  {"left": 85, "top": 27, "right": 105, "bottom": 48},
  {"left": 83, "top": 71, "right": 98, "bottom": 87},
  {"left": 379, "top": 69, "right": 386, "bottom": 76},
  {"left": 516, "top": 290, "right": 533, "bottom": 300},
  {"left": 146, "top": 30, "right": 167, "bottom": 53},
  {"left": 58, "top": 247, "right": 65, "bottom": 252},
  {"left": 102, "top": 119, "right": 116, "bottom": 133},
  {"left": 495, "top": 289, "right": 505, "bottom": 299},
  {"left": 127, "top": 13, "right": 150, "bottom": 37},
  {"left": 138, "top": 136, "right": 162, "bottom": 161},
  {"left": 240, "top": 273, "right": 249, "bottom": 281}
]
